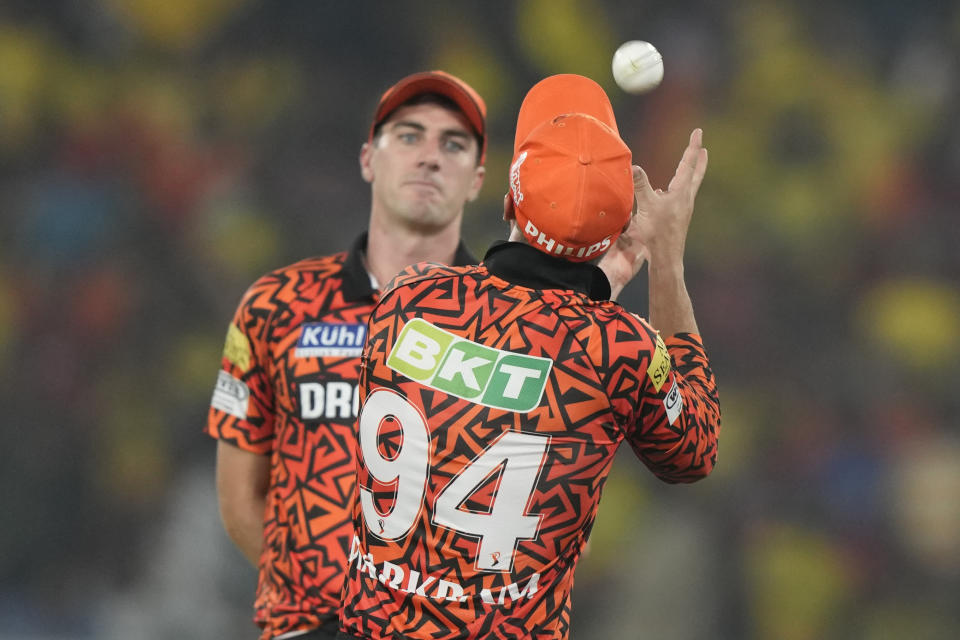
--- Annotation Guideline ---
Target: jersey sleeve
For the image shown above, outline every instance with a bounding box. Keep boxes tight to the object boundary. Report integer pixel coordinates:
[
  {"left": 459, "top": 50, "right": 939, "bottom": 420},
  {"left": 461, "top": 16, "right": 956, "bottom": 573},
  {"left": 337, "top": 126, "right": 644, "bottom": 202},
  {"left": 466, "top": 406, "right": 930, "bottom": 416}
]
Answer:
[
  {"left": 204, "top": 275, "right": 279, "bottom": 454},
  {"left": 609, "top": 314, "right": 720, "bottom": 483}
]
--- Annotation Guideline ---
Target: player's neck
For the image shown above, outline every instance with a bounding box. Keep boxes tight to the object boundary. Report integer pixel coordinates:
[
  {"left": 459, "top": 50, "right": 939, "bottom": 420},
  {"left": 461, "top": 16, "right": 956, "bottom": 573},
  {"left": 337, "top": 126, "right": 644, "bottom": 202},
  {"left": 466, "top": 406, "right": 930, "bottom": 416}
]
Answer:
[{"left": 365, "top": 218, "right": 462, "bottom": 290}]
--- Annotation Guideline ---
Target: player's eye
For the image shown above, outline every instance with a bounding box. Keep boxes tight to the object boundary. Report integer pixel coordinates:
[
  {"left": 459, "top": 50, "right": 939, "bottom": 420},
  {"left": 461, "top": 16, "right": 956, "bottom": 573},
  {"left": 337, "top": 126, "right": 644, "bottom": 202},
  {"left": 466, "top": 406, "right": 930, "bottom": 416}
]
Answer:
[
  {"left": 443, "top": 138, "right": 467, "bottom": 153},
  {"left": 397, "top": 131, "right": 420, "bottom": 144}
]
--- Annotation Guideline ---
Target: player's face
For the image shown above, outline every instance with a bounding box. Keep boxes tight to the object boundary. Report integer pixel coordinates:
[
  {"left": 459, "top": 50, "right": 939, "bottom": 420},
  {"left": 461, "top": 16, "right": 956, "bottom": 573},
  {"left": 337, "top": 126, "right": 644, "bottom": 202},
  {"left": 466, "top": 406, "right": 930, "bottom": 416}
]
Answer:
[{"left": 361, "top": 103, "right": 485, "bottom": 232}]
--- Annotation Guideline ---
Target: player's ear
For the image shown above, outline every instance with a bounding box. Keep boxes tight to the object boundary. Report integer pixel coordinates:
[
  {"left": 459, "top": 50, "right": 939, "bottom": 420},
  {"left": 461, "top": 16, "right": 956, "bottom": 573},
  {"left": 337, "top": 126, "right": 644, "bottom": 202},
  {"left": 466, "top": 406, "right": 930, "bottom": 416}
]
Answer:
[
  {"left": 466, "top": 166, "right": 485, "bottom": 202},
  {"left": 359, "top": 142, "right": 375, "bottom": 183},
  {"left": 503, "top": 193, "right": 515, "bottom": 222}
]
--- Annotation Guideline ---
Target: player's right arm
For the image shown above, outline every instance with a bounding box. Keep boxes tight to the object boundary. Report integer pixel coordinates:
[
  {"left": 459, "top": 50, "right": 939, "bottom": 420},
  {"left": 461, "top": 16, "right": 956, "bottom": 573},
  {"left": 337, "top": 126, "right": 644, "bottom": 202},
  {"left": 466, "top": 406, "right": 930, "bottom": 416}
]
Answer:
[
  {"left": 206, "top": 275, "right": 279, "bottom": 566},
  {"left": 600, "top": 128, "right": 708, "bottom": 336},
  {"left": 216, "top": 441, "right": 269, "bottom": 566},
  {"left": 637, "top": 128, "right": 707, "bottom": 336},
  {"left": 604, "top": 129, "right": 719, "bottom": 481},
  {"left": 625, "top": 325, "right": 720, "bottom": 483}
]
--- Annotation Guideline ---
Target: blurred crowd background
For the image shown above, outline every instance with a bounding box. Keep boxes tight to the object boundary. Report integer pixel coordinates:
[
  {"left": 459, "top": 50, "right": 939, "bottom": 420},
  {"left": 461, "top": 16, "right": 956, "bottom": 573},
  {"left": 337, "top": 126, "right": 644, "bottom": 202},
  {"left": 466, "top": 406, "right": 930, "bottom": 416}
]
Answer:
[{"left": 2, "top": 1, "right": 958, "bottom": 638}]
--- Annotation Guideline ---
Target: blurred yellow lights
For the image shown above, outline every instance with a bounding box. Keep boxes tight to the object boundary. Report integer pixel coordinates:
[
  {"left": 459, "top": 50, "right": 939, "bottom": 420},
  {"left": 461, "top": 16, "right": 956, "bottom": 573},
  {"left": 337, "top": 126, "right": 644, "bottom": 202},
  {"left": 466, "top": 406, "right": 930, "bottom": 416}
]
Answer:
[
  {"left": 202, "top": 206, "right": 282, "bottom": 278},
  {"left": 516, "top": 0, "right": 617, "bottom": 82},
  {"left": 0, "top": 27, "right": 50, "bottom": 149},
  {"left": 857, "top": 278, "right": 960, "bottom": 370},
  {"left": 106, "top": 0, "right": 250, "bottom": 50},
  {"left": 747, "top": 524, "right": 853, "bottom": 640},
  {"left": 703, "top": 2, "right": 924, "bottom": 267}
]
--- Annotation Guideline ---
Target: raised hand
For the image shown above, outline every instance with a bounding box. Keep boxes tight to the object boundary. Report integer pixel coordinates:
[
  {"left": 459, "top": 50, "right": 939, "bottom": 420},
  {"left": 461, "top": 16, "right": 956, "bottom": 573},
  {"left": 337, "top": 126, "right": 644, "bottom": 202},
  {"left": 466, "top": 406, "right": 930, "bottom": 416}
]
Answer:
[
  {"left": 599, "top": 129, "right": 708, "bottom": 301},
  {"left": 597, "top": 215, "right": 649, "bottom": 301},
  {"left": 630, "top": 128, "right": 708, "bottom": 268}
]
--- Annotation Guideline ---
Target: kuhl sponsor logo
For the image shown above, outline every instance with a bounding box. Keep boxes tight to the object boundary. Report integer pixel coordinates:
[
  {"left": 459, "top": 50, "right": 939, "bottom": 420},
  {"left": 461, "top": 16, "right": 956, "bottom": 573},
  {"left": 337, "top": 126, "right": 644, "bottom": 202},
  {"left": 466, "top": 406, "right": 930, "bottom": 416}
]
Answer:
[{"left": 295, "top": 322, "right": 366, "bottom": 357}]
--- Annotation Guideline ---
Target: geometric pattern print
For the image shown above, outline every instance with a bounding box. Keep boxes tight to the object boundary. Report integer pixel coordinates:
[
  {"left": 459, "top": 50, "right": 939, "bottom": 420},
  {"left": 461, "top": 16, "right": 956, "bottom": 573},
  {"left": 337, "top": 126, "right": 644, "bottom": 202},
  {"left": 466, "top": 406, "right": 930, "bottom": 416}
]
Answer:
[
  {"left": 206, "top": 253, "right": 374, "bottom": 640},
  {"left": 340, "top": 262, "right": 720, "bottom": 639}
]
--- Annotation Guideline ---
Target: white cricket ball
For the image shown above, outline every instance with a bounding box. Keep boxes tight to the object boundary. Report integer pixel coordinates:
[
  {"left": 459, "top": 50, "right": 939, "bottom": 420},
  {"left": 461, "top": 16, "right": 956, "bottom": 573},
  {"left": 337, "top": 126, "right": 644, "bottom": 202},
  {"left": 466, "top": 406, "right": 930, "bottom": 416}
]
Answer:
[{"left": 612, "top": 40, "right": 664, "bottom": 94}]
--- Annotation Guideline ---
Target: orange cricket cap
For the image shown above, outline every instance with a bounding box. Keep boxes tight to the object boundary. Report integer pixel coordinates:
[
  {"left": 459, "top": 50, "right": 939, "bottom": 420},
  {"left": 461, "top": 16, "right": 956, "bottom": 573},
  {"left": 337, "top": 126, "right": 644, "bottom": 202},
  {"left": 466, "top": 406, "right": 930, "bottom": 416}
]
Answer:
[
  {"left": 369, "top": 70, "right": 487, "bottom": 164},
  {"left": 509, "top": 74, "right": 634, "bottom": 262}
]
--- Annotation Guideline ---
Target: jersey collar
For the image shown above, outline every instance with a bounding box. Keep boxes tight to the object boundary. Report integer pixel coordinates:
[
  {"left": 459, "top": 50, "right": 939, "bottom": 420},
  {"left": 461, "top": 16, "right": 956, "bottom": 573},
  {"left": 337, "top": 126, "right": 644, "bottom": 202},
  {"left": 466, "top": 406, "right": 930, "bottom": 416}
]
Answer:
[
  {"left": 341, "top": 232, "right": 478, "bottom": 301},
  {"left": 482, "top": 241, "right": 612, "bottom": 301}
]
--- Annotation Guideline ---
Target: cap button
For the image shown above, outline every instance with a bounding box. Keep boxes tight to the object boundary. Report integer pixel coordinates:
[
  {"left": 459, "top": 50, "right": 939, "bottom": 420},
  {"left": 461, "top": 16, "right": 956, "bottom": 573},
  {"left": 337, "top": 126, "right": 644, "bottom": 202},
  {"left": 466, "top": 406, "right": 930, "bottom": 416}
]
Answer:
[{"left": 578, "top": 151, "right": 592, "bottom": 164}]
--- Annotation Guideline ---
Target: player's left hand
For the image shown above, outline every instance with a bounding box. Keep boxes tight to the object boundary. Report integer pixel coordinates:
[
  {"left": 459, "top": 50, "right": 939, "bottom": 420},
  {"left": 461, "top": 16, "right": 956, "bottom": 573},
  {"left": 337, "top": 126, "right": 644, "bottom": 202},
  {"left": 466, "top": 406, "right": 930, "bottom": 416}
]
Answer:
[
  {"left": 598, "top": 216, "right": 648, "bottom": 301},
  {"left": 630, "top": 128, "right": 708, "bottom": 268},
  {"left": 600, "top": 128, "right": 708, "bottom": 301}
]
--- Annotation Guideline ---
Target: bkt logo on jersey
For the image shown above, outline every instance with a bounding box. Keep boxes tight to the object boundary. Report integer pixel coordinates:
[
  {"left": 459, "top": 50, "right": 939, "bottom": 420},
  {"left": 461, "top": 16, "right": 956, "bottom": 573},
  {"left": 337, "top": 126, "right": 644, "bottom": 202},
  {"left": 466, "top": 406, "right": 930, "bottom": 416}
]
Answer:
[
  {"left": 387, "top": 318, "right": 552, "bottom": 413},
  {"left": 295, "top": 322, "right": 366, "bottom": 357}
]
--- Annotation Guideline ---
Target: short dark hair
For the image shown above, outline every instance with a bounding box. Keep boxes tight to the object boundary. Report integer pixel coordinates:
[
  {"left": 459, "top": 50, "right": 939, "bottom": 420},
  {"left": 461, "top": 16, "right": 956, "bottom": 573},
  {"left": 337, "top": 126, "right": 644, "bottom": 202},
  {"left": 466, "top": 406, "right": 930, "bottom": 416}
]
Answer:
[{"left": 371, "top": 92, "right": 484, "bottom": 164}]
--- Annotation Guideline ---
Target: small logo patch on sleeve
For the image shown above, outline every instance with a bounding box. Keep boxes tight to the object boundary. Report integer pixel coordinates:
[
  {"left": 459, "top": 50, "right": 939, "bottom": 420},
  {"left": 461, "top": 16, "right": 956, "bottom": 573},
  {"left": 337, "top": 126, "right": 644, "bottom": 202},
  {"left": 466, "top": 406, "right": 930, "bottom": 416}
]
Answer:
[
  {"left": 211, "top": 370, "right": 250, "bottom": 419},
  {"left": 224, "top": 324, "right": 252, "bottom": 371},
  {"left": 646, "top": 334, "right": 670, "bottom": 392},
  {"left": 663, "top": 379, "right": 683, "bottom": 425}
]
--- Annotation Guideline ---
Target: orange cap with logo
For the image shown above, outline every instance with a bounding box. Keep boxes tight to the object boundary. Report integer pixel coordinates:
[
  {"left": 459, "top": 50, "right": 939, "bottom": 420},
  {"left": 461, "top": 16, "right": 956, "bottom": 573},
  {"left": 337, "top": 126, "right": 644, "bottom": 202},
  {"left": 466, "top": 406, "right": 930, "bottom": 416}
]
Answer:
[
  {"left": 509, "top": 74, "right": 634, "bottom": 261},
  {"left": 369, "top": 70, "right": 487, "bottom": 164}
]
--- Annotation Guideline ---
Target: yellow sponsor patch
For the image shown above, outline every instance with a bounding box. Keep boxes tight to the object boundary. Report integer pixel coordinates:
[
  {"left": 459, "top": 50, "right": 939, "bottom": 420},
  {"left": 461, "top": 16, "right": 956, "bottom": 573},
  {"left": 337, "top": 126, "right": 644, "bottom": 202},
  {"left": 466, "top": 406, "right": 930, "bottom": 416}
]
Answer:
[
  {"left": 223, "top": 324, "right": 251, "bottom": 371},
  {"left": 646, "top": 334, "right": 670, "bottom": 392}
]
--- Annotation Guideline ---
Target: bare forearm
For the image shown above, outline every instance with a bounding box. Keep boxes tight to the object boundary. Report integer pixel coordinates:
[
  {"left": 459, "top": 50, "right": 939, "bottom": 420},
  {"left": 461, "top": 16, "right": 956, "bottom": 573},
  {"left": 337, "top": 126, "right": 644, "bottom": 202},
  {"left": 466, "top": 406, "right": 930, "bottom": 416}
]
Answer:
[
  {"left": 626, "top": 128, "right": 707, "bottom": 335},
  {"left": 648, "top": 261, "right": 699, "bottom": 337},
  {"left": 216, "top": 441, "right": 270, "bottom": 567},
  {"left": 222, "top": 499, "right": 265, "bottom": 567}
]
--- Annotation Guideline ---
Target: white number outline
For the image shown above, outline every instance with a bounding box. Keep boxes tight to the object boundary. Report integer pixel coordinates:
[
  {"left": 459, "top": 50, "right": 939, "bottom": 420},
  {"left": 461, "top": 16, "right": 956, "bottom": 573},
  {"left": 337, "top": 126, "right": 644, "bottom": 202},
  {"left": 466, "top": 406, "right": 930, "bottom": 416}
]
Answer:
[
  {"left": 431, "top": 430, "right": 550, "bottom": 573},
  {"left": 357, "top": 388, "right": 430, "bottom": 541},
  {"left": 356, "top": 387, "right": 550, "bottom": 572}
]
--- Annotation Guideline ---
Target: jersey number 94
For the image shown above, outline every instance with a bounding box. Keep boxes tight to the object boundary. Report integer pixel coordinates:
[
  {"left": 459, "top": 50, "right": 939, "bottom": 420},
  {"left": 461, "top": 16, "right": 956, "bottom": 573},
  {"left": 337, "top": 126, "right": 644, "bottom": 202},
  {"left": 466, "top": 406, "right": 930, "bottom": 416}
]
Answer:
[{"left": 357, "top": 388, "right": 550, "bottom": 572}]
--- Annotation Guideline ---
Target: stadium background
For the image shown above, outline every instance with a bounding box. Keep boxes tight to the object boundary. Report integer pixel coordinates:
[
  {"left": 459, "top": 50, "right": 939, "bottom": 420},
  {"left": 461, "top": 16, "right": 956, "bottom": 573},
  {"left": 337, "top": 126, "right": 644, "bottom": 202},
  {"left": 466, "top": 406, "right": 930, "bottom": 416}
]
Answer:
[{"left": 1, "top": 1, "right": 958, "bottom": 638}]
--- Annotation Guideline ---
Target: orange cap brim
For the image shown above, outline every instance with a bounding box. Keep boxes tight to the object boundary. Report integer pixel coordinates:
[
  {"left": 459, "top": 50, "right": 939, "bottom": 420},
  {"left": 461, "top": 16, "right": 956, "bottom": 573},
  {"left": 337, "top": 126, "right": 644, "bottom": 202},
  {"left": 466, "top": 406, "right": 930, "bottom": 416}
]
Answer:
[
  {"left": 369, "top": 71, "right": 487, "bottom": 164},
  {"left": 514, "top": 74, "right": 619, "bottom": 152}
]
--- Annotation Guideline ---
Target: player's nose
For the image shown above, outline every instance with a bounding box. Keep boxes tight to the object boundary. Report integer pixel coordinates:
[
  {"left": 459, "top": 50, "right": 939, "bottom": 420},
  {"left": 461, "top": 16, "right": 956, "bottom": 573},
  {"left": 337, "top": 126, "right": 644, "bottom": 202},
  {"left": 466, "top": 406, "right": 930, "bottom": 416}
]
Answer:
[{"left": 416, "top": 136, "right": 442, "bottom": 170}]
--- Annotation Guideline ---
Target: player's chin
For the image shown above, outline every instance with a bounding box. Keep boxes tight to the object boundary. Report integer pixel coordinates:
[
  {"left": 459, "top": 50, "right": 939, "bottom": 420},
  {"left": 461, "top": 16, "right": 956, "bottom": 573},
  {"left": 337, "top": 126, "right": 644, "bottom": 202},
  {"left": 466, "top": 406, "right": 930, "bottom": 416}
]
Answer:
[
  {"left": 403, "top": 182, "right": 444, "bottom": 198},
  {"left": 398, "top": 205, "right": 457, "bottom": 232},
  {"left": 399, "top": 188, "right": 442, "bottom": 210}
]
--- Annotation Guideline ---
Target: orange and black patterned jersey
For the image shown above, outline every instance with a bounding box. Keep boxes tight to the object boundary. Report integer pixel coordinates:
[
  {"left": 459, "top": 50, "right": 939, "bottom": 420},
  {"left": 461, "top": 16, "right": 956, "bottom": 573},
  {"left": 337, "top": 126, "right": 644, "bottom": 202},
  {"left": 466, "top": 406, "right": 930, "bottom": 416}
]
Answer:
[
  {"left": 339, "top": 242, "right": 720, "bottom": 640},
  {"left": 205, "top": 233, "right": 476, "bottom": 640}
]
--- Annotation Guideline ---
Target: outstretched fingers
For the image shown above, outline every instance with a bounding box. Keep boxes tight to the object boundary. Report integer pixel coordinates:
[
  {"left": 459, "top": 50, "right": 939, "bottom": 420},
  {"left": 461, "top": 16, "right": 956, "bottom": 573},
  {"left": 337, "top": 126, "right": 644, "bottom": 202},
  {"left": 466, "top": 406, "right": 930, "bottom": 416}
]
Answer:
[
  {"left": 689, "top": 146, "right": 708, "bottom": 200},
  {"left": 633, "top": 164, "right": 653, "bottom": 197},
  {"left": 667, "top": 128, "right": 706, "bottom": 194}
]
